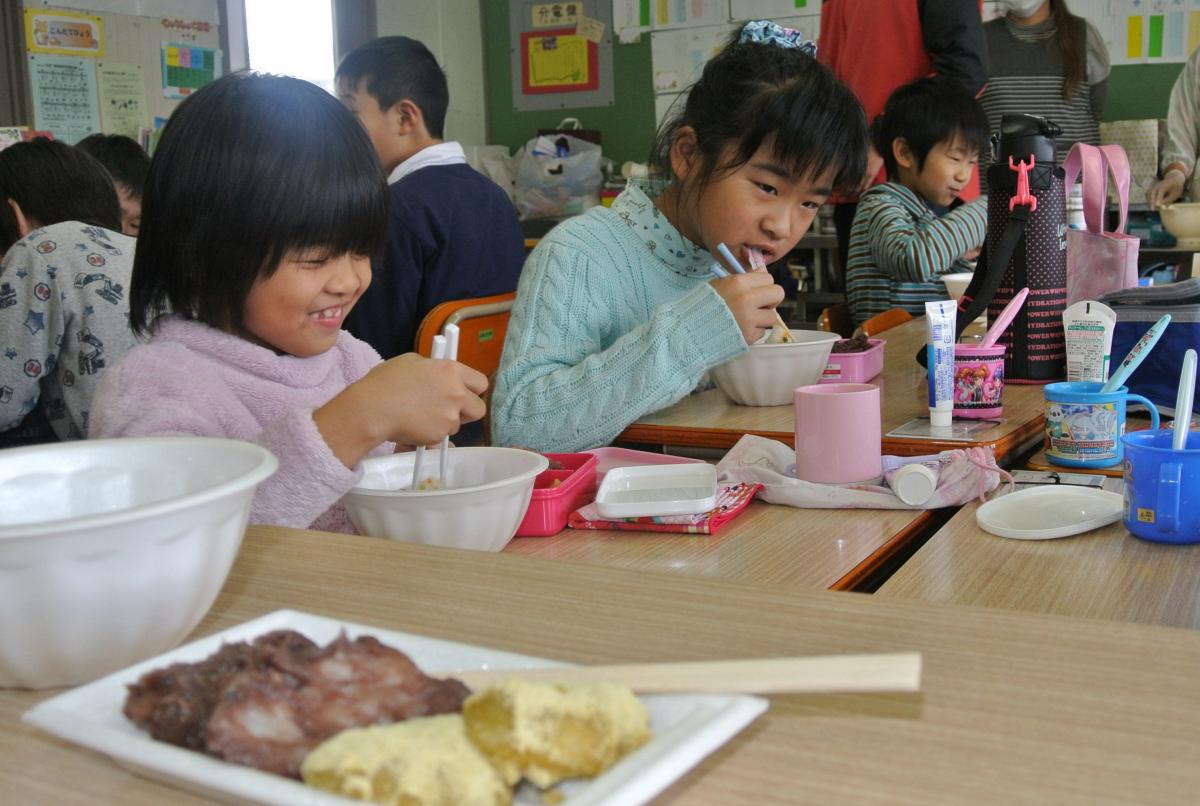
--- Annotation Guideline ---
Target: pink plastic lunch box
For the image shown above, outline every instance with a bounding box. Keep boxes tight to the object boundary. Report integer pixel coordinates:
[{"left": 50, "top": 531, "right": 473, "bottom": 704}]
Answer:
[
  {"left": 819, "top": 338, "right": 885, "bottom": 384},
  {"left": 515, "top": 452, "right": 598, "bottom": 537}
]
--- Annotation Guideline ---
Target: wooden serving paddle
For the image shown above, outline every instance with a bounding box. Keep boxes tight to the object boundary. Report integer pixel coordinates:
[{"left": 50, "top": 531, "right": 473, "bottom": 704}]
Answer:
[{"left": 450, "top": 652, "right": 922, "bottom": 695}]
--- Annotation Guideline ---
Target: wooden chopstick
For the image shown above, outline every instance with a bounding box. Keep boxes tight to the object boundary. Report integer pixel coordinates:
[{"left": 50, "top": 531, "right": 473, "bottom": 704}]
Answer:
[{"left": 448, "top": 652, "right": 922, "bottom": 695}]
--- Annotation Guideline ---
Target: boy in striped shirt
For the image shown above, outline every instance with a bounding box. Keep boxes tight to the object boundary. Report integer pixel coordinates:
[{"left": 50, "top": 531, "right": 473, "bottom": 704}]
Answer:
[{"left": 846, "top": 78, "right": 989, "bottom": 326}]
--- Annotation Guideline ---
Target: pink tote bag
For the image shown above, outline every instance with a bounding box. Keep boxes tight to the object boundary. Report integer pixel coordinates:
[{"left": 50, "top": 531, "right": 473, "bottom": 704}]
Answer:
[{"left": 1063, "top": 143, "right": 1140, "bottom": 306}]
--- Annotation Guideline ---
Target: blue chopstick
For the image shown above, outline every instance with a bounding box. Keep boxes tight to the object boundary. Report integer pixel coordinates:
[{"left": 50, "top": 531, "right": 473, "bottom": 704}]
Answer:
[
  {"left": 716, "top": 243, "right": 748, "bottom": 274},
  {"left": 710, "top": 263, "right": 729, "bottom": 279}
]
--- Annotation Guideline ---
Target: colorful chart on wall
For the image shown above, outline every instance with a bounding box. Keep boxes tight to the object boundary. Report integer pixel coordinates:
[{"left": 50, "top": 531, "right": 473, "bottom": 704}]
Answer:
[
  {"left": 29, "top": 54, "right": 101, "bottom": 144},
  {"left": 161, "top": 43, "right": 220, "bottom": 99},
  {"left": 1072, "top": 0, "right": 1198, "bottom": 65},
  {"left": 24, "top": 8, "right": 104, "bottom": 57}
]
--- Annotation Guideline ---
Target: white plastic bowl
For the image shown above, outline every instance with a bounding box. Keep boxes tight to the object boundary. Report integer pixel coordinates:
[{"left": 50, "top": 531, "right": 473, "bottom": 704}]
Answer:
[
  {"left": 0, "top": 437, "right": 277, "bottom": 689},
  {"left": 1160, "top": 202, "right": 1200, "bottom": 246},
  {"left": 343, "top": 447, "right": 549, "bottom": 551},
  {"left": 941, "top": 272, "right": 974, "bottom": 302},
  {"left": 710, "top": 329, "right": 839, "bottom": 406}
]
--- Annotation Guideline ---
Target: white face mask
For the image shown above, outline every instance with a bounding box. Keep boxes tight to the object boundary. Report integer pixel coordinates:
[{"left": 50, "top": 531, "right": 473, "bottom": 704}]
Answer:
[{"left": 1001, "top": 0, "right": 1047, "bottom": 17}]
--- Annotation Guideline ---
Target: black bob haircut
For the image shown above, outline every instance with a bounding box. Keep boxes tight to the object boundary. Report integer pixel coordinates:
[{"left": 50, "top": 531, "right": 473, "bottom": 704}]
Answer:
[
  {"left": 335, "top": 36, "right": 450, "bottom": 139},
  {"left": 873, "top": 77, "right": 989, "bottom": 181},
  {"left": 76, "top": 133, "right": 151, "bottom": 198},
  {"left": 650, "top": 26, "right": 868, "bottom": 196},
  {"left": 0, "top": 137, "right": 121, "bottom": 255},
  {"left": 130, "top": 72, "right": 389, "bottom": 336}
]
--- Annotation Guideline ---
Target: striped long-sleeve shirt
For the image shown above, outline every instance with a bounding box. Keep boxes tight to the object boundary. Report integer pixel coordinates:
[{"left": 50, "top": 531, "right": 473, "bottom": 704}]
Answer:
[
  {"left": 979, "top": 15, "right": 1110, "bottom": 184},
  {"left": 845, "top": 182, "right": 987, "bottom": 326}
]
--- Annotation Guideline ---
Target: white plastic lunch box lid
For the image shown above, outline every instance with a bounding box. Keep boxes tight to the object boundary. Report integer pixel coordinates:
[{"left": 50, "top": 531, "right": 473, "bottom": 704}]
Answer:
[
  {"left": 975, "top": 485, "right": 1124, "bottom": 540},
  {"left": 594, "top": 464, "right": 718, "bottom": 519}
]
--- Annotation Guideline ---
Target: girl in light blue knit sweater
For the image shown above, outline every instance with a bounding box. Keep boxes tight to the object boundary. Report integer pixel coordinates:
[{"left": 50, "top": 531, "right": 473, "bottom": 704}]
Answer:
[{"left": 492, "top": 21, "right": 869, "bottom": 451}]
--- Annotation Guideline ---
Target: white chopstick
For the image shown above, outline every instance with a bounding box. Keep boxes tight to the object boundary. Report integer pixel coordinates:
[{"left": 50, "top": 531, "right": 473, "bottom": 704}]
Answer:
[
  {"left": 438, "top": 323, "right": 460, "bottom": 484},
  {"left": 410, "top": 334, "right": 447, "bottom": 489},
  {"left": 449, "top": 652, "right": 922, "bottom": 695}
]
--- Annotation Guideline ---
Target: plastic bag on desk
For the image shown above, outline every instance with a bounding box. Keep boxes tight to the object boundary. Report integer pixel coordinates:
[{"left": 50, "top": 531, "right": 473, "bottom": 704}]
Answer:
[
  {"left": 715, "top": 435, "right": 1011, "bottom": 509},
  {"left": 463, "top": 144, "right": 517, "bottom": 204},
  {"left": 513, "top": 133, "right": 602, "bottom": 220}
]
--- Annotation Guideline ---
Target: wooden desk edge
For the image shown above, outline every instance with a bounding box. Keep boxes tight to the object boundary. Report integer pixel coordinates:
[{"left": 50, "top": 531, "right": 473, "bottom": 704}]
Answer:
[{"left": 829, "top": 509, "right": 936, "bottom": 591}]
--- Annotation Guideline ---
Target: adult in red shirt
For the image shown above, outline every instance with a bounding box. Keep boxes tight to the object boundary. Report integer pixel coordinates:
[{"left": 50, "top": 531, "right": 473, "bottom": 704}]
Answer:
[{"left": 819, "top": 0, "right": 988, "bottom": 288}]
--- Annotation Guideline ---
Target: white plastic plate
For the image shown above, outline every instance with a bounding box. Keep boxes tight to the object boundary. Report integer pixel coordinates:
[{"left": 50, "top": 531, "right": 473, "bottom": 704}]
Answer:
[
  {"left": 975, "top": 485, "right": 1124, "bottom": 540},
  {"left": 23, "top": 609, "right": 767, "bottom": 806},
  {"left": 594, "top": 464, "right": 718, "bottom": 519}
]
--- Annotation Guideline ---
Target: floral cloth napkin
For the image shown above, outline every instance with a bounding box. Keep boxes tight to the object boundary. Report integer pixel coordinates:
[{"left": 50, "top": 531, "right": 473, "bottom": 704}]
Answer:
[{"left": 567, "top": 482, "right": 762, "bottom": 535}]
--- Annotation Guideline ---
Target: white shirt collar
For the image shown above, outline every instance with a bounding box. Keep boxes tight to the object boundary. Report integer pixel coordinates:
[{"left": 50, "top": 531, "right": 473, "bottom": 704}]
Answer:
[{"left": 387, "top": 141, "right": 467, "bottom": 184}]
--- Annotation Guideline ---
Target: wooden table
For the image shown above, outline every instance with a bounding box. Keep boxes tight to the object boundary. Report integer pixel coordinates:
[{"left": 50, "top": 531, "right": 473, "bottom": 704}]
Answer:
[
  {"left": 619, "top": 318, "right": 1046, "bottom": 463},
  {"left": 508, "top": 500, "right": 936, "bottom": 592},
  {"left": 876, "top": 480, "right": 1200, "bottom": 629},
  {"left": 6, "top": 525, "right": 1200, "bottom": 803}
]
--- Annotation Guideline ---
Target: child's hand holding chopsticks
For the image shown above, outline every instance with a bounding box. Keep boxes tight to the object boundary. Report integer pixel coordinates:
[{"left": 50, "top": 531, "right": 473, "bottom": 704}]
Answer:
[{"left": 710, "top": 242, "right": 793, "bottom": 344}]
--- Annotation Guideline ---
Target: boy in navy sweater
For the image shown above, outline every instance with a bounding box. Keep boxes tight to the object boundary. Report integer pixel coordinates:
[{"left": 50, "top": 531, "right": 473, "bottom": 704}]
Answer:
[{"left": 335, "top": 36, "right": 525, "bottom": 363}]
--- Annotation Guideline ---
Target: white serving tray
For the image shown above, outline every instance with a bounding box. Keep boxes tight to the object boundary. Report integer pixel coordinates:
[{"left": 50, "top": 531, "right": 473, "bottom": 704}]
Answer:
[
  {"left": 594, "top": 464, "right": 718, "bottom": 519},
  {"left": 975, "top": 485, "right": 1125, "bottom": 540},
  {"left": 23, "top": 609, "right": 767, "bottom": 806}
]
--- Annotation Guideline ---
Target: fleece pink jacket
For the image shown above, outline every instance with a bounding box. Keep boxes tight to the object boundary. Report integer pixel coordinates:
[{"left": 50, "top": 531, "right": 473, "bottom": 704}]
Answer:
[{"left": 90, "top": 315, "right": 393, "bottom": 533}]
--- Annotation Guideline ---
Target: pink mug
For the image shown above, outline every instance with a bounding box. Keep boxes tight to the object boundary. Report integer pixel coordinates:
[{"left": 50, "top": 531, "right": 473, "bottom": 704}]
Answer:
[{"left": 793, "top": 383, "right": 882, "bottom": 483}]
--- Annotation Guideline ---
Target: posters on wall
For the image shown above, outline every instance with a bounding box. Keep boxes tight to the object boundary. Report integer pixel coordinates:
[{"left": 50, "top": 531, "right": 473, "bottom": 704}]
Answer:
[
  {"left": 531, "top": 1, "right": 582, "bottom": 27},
  {"left": 28, "top": 55, "right": 101, "bottom": 144},
  {"left": 24, "top": 8, "right": 105, "bottom": 57},
  {"left": 651, "top": 22, "right": 738, "bottom": 93},
  {"left": 1072, "top": 0, "right": 1198, "bottom": 66},
  {"left": 0, "top": 129, "right": 25, "bottom": 150},
  {"left": 522, "top": 29, "right": 599, "bottom": 93},
  {"left": 97, "top": 63, "right": 146, "bottom": 139},
  {"left": 161, "top": 43, "right": 220, "bottom": 99},
  {"left": 614, "top": 0, "right": 729, "bottom": 43},
  {"left": 648, "top": 10, "right": 818, "bottom": 127}
]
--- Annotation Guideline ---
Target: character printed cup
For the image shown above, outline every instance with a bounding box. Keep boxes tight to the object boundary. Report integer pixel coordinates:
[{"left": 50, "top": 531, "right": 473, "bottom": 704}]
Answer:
[
  {"left": 953, "top": 344, "right": 1005, "bottom": 419},
  {"left": 1044, "top": 381, "right": 1160, "bottom": 469},
  {"left": 794, "top": 383, "right": 882, "bottom": 483},
  {"left": 1122, "top": 429, "right": 1200, "bottom": 545}
]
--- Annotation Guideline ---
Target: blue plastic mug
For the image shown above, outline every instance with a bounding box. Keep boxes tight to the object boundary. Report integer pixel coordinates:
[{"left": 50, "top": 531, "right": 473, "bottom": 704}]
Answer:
[
  {"left": 1122, "top": 430, "right": 1200, "bottom": 545},
  {"left": 1044, "top": 381, "right": 1159, "bottom": 469}
]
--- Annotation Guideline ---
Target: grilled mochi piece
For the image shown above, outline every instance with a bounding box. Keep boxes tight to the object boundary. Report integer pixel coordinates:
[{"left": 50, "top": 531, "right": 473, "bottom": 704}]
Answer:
[
  {"left": 302, "top": 714, "right": 511, "bottom": 806},
  {"left": 463, "top": 679, "right": 650, "bottom": 789}
]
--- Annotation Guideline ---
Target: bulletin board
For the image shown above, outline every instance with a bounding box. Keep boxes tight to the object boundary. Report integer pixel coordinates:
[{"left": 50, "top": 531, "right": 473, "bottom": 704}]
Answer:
[
  {"left": 22, "top": 0, "right": 221, "bottom": 143},
  {"left": 643, "top": 2, "right": 821, "bottom": 128},
  {"left": 509, "top": 0, "right": 614, "bottom": 111},
  {"left": 1071, "top": 0, "right": 1200, "bottom": 66}
]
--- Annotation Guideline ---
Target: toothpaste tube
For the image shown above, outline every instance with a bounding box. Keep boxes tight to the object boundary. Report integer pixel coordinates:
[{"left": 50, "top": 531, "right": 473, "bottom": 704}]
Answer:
[
  {"left": 881, "top": 454, "right": 946, "bottom": 506},
  {"left": 925, "top": 300, "right": 956, "bottom": 428},
  {"left": 1063, "top": 300, "right": 1115, "bottom": 383}
]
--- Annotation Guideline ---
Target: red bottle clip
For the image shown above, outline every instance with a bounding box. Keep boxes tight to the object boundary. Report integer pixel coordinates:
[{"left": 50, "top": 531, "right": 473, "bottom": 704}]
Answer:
[{"left": 1008, "top": 155, "right": 1038, "bottom": 212}]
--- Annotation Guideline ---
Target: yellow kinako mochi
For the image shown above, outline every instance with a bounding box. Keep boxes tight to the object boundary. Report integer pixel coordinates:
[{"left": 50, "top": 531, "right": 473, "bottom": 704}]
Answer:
[
  {"left": 463, "top": 679, "right": 651, "bottom": 789},
  {"left": 301, "top": 714, "right": 511, "bottom": 806}
]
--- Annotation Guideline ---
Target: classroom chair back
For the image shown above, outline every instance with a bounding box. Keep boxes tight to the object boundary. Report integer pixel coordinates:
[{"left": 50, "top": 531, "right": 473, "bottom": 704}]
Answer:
[{"left": 414, "top": 292, "right": 517, "bottom": 378}]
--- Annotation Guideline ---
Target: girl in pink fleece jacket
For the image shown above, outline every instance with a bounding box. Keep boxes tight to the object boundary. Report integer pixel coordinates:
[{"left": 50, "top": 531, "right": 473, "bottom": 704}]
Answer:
[{"left": 90, "top": 73, "right": 488, "bottom": 533}]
